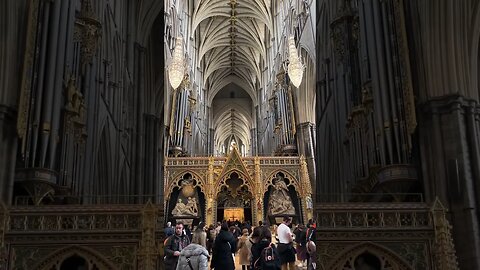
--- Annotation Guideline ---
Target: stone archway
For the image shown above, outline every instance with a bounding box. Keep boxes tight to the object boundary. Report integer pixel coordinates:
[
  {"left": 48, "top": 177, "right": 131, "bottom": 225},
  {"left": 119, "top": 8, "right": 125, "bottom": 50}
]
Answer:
[
  {"left": 34, "top": 245, "right": 117, "bottom": 270},
  {"left": 264, "top": 171, "right": 302, "bottom": 224},
  {"left": 166, "top": 172, "right": 206, "bottom": 226},
  {"left": 326, "top": 242, "right": 413, "bottom": 270},
  {"left": 214, "top": 171, "right": 253, "bottom": 224}
]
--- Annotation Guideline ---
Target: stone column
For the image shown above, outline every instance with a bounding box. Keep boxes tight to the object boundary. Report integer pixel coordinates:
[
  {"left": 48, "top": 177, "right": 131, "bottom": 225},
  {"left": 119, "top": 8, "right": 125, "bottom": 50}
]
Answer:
[{"left": 419, "top": 95, "right": 480, "bottom": 268}]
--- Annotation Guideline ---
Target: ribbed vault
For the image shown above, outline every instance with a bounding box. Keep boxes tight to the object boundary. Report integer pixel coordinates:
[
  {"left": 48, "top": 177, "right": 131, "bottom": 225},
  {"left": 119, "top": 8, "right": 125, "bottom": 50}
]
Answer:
[
  {"left": 212, "top": 84, "right": 252, "bottom": 155},
  {"left": 192, "top": 0, "right": 272, "bottom": 155}
]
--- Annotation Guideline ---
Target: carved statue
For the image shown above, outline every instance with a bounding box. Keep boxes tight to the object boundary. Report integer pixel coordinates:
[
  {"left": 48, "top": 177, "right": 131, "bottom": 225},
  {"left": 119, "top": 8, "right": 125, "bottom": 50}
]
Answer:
[
  {"left": 306, "top": 196, "right": 313, "bottom": 209},
  {"left": 64, "top": 76, "right": 77, "bottom": 112},
  {"left": 72, "top": 91, "right": 83, "bottom": 114},
  {"left": 172, "top": 199, "right": 187, "bottom": 216},
  {"left": 184, "top": 118, "right": 191, "bottom": 134},
  {"left": 268, "top": 175, "right": 295, "bottom": 216},
  {"left": 172, "top": 197, "right": 198, "bottom": 217},
  {"left": 74, "top": 99, "right": 87, "bottom": 126}
]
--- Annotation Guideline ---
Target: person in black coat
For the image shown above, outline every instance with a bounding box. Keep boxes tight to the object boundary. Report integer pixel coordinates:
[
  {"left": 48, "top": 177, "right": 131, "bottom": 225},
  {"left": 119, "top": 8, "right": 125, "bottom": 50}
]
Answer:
[{"left": 210, "top": 222, "right": 236, "bottom": 270}]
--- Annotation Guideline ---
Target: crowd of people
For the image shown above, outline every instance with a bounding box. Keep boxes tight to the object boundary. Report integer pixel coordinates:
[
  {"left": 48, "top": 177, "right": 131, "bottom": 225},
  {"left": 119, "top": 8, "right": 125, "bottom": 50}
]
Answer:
[{"left": 163, "top": 217, "right": 317, "bottom": 270}]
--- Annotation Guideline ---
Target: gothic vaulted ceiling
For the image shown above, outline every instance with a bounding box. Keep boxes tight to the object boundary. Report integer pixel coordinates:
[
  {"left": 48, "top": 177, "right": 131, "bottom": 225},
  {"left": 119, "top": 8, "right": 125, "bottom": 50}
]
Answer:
[{"left": 192, "top": 0, "right": 272, "bottom": 153}]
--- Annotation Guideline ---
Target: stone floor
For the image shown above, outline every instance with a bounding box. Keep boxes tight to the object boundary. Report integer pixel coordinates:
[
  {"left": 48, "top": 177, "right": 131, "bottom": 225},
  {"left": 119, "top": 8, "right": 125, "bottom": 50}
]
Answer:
[
  {"left": 208, "top": 244, "right": 309, "bottom": 270},
  {"left": 232, "top": 253, "right": 308, "bottom": 270}
]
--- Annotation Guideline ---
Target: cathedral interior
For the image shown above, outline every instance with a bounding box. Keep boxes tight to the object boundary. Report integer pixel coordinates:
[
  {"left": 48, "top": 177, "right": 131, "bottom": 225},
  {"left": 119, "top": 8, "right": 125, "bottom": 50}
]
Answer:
[{"left": 1, "top": 0, "right": 480, "bottom": 269}]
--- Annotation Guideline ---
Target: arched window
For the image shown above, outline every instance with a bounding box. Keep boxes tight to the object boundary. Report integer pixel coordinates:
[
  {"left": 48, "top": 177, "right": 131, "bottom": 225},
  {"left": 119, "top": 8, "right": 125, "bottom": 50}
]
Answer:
[
  {"left": 60, "top": 255, "right": 88, "bottom": 270},
  {"left": 354, "top": 252, "right": 382, "bottom": 270}
]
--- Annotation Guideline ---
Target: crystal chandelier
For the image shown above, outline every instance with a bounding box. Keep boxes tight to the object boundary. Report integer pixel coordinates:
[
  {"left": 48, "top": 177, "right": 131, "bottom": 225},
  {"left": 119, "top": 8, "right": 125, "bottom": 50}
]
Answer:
[
  {"left": 168, "top": 37, "right": 185, "bottom": 90},
  {"left": 287, "top": 36, "right": 304, "bottom": 88}
]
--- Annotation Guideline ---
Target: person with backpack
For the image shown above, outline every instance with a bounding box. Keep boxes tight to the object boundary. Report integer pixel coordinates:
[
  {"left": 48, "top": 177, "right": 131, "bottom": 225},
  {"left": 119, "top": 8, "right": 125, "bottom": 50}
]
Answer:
[
  {"left": 252, "top": 226, "right": 280, "bottom": 270},
  {"left": 175, "top": 243, "right": 210, "bottom": 270}
]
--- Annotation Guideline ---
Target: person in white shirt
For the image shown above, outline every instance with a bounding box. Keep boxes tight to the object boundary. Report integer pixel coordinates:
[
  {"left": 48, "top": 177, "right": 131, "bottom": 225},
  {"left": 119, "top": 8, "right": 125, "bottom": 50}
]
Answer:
[{"left": 276, "top": 216, "right": 296, "bottom": 270}]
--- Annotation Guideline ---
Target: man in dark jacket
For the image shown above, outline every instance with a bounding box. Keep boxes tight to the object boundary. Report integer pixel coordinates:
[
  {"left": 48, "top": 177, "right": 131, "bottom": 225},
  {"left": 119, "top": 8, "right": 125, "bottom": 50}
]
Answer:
[{"left": 164, "top": 222, "right": 190, "bottom": 270}]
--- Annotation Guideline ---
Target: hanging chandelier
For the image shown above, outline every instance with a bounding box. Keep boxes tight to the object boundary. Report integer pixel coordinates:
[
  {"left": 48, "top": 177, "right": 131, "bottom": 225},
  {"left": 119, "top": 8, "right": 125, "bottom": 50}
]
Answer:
[
  {"left": 168, "top": 37, "right": 185, "bottom": 90},
  {"left": 287, "top": 36, "right": 304, "bottom": 88}
]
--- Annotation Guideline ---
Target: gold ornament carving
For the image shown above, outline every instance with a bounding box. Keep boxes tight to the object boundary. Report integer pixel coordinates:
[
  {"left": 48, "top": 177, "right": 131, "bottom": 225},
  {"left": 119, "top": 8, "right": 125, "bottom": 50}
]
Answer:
[
  {"left": 137, "top": 201, "right": 158, "bottom": 270},
  {"left": 165, "top": 155, "right": 309, "bottom": 225},
  {"left": 431, "top": 198, "right": 459, "bottom": 270}
]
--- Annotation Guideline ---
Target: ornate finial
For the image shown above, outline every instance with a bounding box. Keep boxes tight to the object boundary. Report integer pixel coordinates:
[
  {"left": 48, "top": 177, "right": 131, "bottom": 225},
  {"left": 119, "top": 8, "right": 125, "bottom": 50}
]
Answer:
[
  {"left": 78, "top": 0, "right": 102, "bottom": 70},
  {"left": 431, "top": 197, "right": 460, "bottom": 270}
]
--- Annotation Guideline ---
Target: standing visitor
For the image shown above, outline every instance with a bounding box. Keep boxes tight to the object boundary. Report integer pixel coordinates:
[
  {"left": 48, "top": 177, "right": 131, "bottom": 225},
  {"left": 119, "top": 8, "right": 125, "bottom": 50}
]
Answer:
[
  {"left": 175, "top": 243, "right": 210, "bottom": 270},
  {"left": 293, "top": 224, "right": 307, "bottom": 268},
  {"left": 192, "top": 222, "right": 207, "bottom": 248},
  {"left": 215, "top": 222, "right": 222, "bottom": 236},
  {"left": 249, "top": 226, "right": 262, "bottom": 269},
  {"left": 210, "top": 222, "right": 236, "bottom": 270},
  {"left": 164, "top": 222, "right": 191, "bottom": 270},
  {"left": 276, "top": 216, "right": 296, "bottom": 270},
  {"left": 251, "top": 226, "right": 280, "bottom": 270},
  {"left": 306, "top": 219, "right": 317, "bottom": 270},
  {"left": 237, "top": 229, "right": 251, "bottom": 270},
  {"left": 206, "top": 224, "right": 216, "bottom": 254},
  {"left": 184, "top": 224, "right": 193, "bottom": 242},
  {"left": 165, "top": 221, "right": 174, "bottom": 237}
]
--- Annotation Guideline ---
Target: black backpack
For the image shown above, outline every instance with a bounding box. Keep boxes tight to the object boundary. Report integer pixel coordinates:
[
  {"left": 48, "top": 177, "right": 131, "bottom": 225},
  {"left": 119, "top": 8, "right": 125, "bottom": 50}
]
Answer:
[{"left": 254, "top": 243, "right": 281, "bottom": 270}]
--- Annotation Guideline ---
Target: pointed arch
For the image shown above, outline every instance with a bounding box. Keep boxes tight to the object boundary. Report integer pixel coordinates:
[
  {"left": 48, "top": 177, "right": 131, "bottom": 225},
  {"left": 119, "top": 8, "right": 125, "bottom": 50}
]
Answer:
[
  {"left": 214, "top": 147, "right": 254, "bottom": 193},
  {"left": 165, "top": 170, "right": 207, "bottom": 200},
  {"left": 215, "top": 169, "right": 254, "bottom": 196},
  {"left": 137, "top": 0, "right": 164, "bottom": 45},
  {"left": 118, "top": 160, "right": 129, "bottom": 202},
  {"left": 95, "top": 126, "right": 112, "bottom": 199},
  {"left": 327, "top": 242, "right": 413, "bottom": 270},
  {"left": 34, "top": 245, "right": 117, "bottom": 270},
  {"left": 263, "top": 169, "right": 301, "bottom": 195}
]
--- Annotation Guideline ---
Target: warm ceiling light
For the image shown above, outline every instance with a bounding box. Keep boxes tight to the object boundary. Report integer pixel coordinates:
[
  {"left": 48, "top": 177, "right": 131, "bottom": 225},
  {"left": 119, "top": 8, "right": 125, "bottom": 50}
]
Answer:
[
  {"left": 287, "top": 36, "right": 304, "bottom": 88},
  {"left": 168, "top": 37, "right": 185, "bottom": 90}
]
